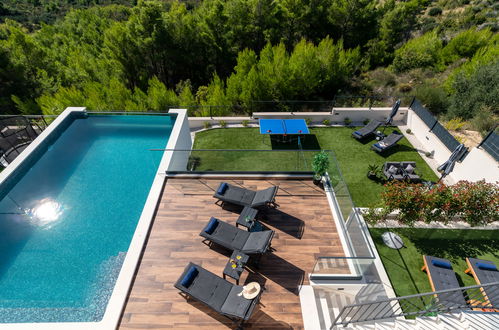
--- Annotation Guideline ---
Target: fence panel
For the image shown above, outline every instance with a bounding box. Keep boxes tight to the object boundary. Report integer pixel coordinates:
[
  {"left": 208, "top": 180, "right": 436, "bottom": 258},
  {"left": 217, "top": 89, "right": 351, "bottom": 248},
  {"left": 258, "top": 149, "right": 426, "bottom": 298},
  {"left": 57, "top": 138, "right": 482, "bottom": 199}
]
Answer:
[
  {"left": 409, "top": 98, "right": 461, "bottom": 151},
  {"left": 479, "top": 130, "right": 499, "bottom": 161}
]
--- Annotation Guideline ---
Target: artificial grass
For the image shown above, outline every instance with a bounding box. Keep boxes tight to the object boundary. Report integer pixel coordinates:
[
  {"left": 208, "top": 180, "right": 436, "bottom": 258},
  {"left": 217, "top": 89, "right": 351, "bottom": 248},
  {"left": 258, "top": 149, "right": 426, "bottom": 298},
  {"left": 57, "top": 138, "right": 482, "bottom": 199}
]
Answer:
[
  {"left": 369, "top": 227, "right": 499, "bottom": 298},
  {"left": 192, "top": 127, "right": 439, "bottom": 206}
]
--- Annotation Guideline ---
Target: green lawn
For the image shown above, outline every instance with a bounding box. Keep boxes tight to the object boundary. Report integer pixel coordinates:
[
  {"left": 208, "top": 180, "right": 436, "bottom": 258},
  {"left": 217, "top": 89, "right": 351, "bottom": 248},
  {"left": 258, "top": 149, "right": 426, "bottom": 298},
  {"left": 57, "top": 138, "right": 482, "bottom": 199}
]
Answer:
[
  {"left": 192, "top": 127, "right": 438, "bottom": 206},
  {"left": 370, "top": 228, "right": 499, "bottom": 298}
]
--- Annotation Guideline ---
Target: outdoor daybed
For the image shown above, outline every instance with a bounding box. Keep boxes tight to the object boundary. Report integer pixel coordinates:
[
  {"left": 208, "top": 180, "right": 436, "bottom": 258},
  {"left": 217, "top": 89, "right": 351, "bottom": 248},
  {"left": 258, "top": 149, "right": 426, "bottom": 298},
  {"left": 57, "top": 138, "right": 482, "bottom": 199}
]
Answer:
[
  {"left": 383, "top": 161, "right": 421, "bottom": 182},
  {"left": 371, "top": 132, "right": 403, "bottom": 153},
  {"left": 174, "top": 262, "right": 262, "bottom": 328},
  {"left": 200, "top": 217, "right": 274, "bottom": 256},
  {"left": 421, "top": 255, "right": 468, "bottom": 309},
  {"left": 213, "top": 182, "right": 279, "bottom": 208},
  {"left": 465, "top": 257, "right": 499, "bottom": 309}
]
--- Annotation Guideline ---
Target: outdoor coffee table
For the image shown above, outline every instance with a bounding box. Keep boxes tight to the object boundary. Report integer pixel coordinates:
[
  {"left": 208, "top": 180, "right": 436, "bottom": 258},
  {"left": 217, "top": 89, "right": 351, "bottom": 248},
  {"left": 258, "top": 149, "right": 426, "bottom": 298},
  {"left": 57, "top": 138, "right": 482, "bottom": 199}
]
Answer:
[
  {"left": 236, "top": 206, "right": 258, "bottom": 231},
  {"left": 223, "top": 250, "right": 250, "bottom": 285}
]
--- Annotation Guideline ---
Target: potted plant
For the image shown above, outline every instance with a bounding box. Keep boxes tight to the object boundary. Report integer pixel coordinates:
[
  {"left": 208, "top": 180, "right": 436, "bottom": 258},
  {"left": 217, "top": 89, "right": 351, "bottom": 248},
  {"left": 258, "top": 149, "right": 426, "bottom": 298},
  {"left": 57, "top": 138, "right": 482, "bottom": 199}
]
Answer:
[
  {"left": 312, "top": 151, "right": 330, "bottom": 185},
  {"left": 367, "top": 164, "right": 380, "bottom": 180}
]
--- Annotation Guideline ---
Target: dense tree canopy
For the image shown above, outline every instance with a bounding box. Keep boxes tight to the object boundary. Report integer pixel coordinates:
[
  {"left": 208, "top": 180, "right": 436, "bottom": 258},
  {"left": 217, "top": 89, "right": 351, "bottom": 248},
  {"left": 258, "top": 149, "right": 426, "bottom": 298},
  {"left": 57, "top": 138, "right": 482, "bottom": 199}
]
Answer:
[{"left": 0, "top": 0, "right": 497, "bottom": 122}]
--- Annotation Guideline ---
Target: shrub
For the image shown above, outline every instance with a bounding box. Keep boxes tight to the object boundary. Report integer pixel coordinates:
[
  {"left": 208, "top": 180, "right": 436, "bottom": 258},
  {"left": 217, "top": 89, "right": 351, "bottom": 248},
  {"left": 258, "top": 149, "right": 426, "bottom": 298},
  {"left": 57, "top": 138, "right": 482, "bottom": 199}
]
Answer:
[
  {"left": 425, "top": 151, "right": 433, "bottom": 157},
  {"left": 312, "top": 151, "right": 330, "bottom": 179},
  {"left": 448, "top": 60, "right": 499, "bottom": 119},
  {"left": 392, "top": 31, "right": 443, "bottom": 72},
  {"left": 344, "top": 117, "right": 352, "bottom": 126},
  {"left": 398, "top": 83, "right": 413, "bottom": 93},
  {"left": 440, "top": 28, "right": 494, "bottom": 65},
  {"left": 471, "top": 106, "right": 497, "bottom": 135},
  {"left": 241, "top": 120, "right": 249, "bottom": 127},
  {"left": 428, "top": 7, "right": 443, "bottom": 16},
  {"left": 322, "top": 119, "right": 331, "bottom": 126},
  {"left": 219, "top": 120, "right": 227, "bottom": 128},
  {"left": 414, "top": 83, "right": 449, "bottom": 115},
  {"left": 406, "top": 128, "right": 412, "bottom": 134},
  {"left": 363, "top": 118, "right": 370, "bottom": 125},
  {"left": 376, "top": 181, "right": 499, "bottom": 226},
  {"left": 203, "top": 121, "right": 212, "bottom": 129},
  {"left": 363, "top": 206, "right": 389, "bottom": 225},
  {"left": 305, "top": 118, "right": 312, "bottom": 126},
  {"left": 444, "top": 117, "right": 466, "bottom": 131}
]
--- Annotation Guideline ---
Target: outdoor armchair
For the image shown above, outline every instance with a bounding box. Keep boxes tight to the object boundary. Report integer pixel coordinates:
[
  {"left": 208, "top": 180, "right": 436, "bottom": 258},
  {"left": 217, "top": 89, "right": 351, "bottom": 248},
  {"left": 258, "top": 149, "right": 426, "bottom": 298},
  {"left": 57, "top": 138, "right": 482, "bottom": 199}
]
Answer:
[
  {"left": 174, "top": 262, "right": 262, "bottom": 328},
  {"left": 213, "top": 182, "right": 279, "bottom": 208},
  {"left": 400, "top": 161, "right": 421, "bottom": 183},
  {"left": 382, "top": 162, "right": 404, "bottom": 181}
]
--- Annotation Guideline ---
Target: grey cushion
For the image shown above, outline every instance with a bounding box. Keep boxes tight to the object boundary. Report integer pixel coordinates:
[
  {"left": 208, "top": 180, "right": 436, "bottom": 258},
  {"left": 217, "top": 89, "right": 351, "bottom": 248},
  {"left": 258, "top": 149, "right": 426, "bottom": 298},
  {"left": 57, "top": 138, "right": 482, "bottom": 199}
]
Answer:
[
  {"left": 242, "top": 231, "right": 273, "bottom": 253},
  {"left": 405, "top": 164, "right": 415, "bottom": 174},
  {"left": 220, "top": 285, "right": 254, "bottom": 318},
  {"left": 388, "top": 165, "right": 398, "bottom": 175},
  {"left": 468, "top": 258, "right": 499, "bottom": 305},
  {"left": 424, "top": 256, "right": 467, "bottom": 307},
  {"left": 251, "top": 186, "right": 277, "bottom": 207}
]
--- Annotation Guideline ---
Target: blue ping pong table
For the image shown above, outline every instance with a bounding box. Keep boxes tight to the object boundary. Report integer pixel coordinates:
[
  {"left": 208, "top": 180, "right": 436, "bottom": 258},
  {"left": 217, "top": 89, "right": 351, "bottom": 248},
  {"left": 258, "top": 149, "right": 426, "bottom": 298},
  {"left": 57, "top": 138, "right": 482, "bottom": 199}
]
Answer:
[{"left": 259, "top": 119, "right": 310, "bottom": 135}]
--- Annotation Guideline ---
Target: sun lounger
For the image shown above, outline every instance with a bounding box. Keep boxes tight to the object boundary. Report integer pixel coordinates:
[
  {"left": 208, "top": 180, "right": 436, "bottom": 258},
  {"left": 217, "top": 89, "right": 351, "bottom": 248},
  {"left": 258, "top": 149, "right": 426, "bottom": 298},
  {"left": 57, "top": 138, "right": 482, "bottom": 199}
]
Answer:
[
  {"left": 465, "top": 258, "right": 499, "bottom": 308},
  {"left": 371, "top": 132, "right": 403, "bottom": 153},
  {"left": 352, "top": 120, "right": 382, "bottom": 140},
  {"left": 174, "top": 262, "right": 262, "bottom": 327},
  {"left": 200, "top": 217, "right": 274, "bottom": 255},
  {"left": 421, "top": 255, "right": 468, "bottom": 309},
  {"left": 213, "top": 182, "right": 279, "bottom": 208}
]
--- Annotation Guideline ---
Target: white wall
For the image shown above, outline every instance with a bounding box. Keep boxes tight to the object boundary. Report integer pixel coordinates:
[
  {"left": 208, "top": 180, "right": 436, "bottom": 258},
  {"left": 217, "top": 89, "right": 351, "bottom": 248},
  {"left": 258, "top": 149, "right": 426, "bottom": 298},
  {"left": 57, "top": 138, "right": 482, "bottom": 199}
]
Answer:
[
  {"left": 163, "top": 109, "right": 192, "bottom": 171},
  {"left": 451, "top": 147, "right": 499, "bottom": 183},
  {"left": 404, "top": 110, "right": 452, "bottom": 165}
]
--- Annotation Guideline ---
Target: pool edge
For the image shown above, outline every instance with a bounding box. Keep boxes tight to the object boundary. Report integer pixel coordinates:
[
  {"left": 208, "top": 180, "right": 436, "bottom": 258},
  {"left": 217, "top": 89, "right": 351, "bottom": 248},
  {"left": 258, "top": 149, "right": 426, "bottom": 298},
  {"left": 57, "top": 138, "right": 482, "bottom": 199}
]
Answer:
[{"left": 0, "top": 108, "right": 191, "bottom": 330}]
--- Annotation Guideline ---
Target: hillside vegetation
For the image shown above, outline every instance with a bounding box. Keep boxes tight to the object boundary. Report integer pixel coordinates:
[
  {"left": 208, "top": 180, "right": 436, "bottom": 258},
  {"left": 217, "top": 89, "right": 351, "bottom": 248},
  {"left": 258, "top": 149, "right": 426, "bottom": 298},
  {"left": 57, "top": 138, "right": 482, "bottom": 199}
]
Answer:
[{"left": 0, "top": 0, "right": 497, "bottom": 132}]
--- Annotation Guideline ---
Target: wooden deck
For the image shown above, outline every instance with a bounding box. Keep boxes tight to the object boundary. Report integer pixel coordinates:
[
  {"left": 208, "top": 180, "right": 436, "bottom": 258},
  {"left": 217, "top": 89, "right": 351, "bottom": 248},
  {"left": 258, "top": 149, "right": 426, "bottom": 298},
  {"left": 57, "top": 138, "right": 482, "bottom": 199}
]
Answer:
[{"left": 118, "top": 178, "right": 345, "bottom": 329}]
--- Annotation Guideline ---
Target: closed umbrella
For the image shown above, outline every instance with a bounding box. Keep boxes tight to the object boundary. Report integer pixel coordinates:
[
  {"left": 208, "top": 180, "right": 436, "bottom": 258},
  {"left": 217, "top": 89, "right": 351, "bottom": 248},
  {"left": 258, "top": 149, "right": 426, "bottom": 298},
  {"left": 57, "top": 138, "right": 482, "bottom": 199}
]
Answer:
[
  {"left": 437, "top": 143, "right": 467, "bottom": 180},
  {"left": 385, "top": 99, "right": 401, "bottom": 126}
]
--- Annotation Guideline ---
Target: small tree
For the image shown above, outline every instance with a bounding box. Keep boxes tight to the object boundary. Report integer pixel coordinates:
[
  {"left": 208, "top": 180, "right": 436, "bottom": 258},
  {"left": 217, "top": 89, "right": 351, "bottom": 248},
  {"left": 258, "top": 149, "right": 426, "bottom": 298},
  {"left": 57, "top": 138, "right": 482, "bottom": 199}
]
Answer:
[{"left": 312, "top": 151, "right": 330, "bottom": 181}]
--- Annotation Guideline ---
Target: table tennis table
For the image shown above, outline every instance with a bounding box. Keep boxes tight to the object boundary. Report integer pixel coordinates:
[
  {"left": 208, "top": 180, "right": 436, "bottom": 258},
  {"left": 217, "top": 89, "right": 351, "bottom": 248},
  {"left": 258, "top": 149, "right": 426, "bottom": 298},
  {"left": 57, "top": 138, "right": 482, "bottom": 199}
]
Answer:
[{"left": 259, "top": 119, "right": 310, "bottom": 135}]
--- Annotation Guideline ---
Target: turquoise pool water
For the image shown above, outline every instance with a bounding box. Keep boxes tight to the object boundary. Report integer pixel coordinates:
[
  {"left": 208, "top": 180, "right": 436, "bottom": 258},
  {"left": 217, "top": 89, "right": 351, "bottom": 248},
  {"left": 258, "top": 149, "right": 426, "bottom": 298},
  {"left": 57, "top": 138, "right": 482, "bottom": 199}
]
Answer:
[{"left": 0, "top": 114, "right": 175, "bottom": 322}]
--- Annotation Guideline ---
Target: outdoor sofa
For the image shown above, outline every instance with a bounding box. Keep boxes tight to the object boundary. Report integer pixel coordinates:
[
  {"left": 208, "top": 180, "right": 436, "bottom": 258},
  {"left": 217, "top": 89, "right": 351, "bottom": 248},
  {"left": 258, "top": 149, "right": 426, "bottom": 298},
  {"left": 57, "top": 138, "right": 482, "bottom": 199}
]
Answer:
[
  {"left": 213, "top": 182, "right": 279, "bottom": 208},
  {"left": 383, "top": 161, "right": 421, "bottom": 182},
  {"left": 174, "top": 262, "right": 262, "bottom": 328},
  {"left": 421, "top": 255, "right": 468, "bottom": 309},
  {"left": 371, "top": 132, "right": 403, "bottom": 153},
  {"left": 465, "top": 257, "right": 499, "bottom": 309},
  {"left": 351, "top": 120, "right": 382, "bottom": 140},
  {"left": 200, "top": 217, "right": 274, "bottom": 256}
]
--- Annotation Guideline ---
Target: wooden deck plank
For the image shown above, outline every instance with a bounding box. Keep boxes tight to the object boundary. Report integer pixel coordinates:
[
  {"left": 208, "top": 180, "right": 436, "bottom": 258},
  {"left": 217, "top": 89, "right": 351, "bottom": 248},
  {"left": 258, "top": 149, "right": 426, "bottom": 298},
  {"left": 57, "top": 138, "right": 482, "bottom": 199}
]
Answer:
[{"left": 119, "top": 178, "right": 345, "bottom": 329}]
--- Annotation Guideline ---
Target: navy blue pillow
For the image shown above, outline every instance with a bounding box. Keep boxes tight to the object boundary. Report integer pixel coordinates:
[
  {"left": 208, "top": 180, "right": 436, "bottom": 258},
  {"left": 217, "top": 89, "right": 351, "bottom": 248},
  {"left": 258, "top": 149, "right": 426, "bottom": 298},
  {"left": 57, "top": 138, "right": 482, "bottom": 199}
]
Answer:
[
  {"left": 204, "top": 217, "right": 218, "bottom": 235},
  {"left": 432, "top": 259, "right": 452, "bottom": 269},
  {"left": 353, "top": 131, "right": 361, "bottom": 136},
  {"left": 477, "top": 262, "right": 497, "bottom": 271},
  {"left": 217, "top": 182, "right": 228, "bottom": 195},
  {"left": 180, "top": 266, "right": 198, "bottom": 287}
]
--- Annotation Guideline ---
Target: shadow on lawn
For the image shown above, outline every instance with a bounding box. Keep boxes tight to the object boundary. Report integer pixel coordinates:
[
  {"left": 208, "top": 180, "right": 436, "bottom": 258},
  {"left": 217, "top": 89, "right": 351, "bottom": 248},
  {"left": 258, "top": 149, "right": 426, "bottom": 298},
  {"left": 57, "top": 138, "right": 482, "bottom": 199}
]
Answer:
[
  {"left": 269, "top": 134, "right": 321, "bottom": 150},
  {"left": 410, "top": 237, "right": 499, "bottom": 261}
]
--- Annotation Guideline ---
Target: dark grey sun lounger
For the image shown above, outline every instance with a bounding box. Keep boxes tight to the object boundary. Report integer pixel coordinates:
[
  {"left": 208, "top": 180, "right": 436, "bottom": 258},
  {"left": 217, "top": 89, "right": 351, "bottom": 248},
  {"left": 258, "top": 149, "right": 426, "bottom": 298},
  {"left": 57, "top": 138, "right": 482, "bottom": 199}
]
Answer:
[
  {"left": 465, "top": 258, "right": 499, "bottom": 307},
  {"left": 213, "top": 182, "right": 279, "bottom": 208},
  {"left": 422, "top": 255, "right": 468, "bottom": 309},
  {"left": 352, "top": 120, "right": 382, "bottom": 140},
  {"left": 200, "top": 217, "right": 274, "bottom": 255},
  {"left": 371, "top": 132, "right": 403, "bottom": 153},
  {"left": 174, "top": 262, "right": 262, "bottom": 327}
]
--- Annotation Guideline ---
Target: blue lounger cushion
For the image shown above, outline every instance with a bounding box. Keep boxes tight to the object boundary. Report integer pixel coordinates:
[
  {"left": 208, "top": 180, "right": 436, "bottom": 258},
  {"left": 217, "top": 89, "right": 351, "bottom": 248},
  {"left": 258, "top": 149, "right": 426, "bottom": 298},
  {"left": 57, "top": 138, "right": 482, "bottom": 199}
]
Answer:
[
  {"left": 432, "top": 259, "right": 452, "bottom": 269},
  {"left": 217, "top": 182, "right": 228, "bottom": 195},
  {"left": 180, "top": 266, "right": 198, "bottom": 287},
  {"left": 477, "top": 262, "right": 497, "bottom": 271},
  {"left": 204, "top": 217, "right": 219, "bottom": 235},
  {"left": 353, "top": 131, "right": 361, "bottom": 136}
]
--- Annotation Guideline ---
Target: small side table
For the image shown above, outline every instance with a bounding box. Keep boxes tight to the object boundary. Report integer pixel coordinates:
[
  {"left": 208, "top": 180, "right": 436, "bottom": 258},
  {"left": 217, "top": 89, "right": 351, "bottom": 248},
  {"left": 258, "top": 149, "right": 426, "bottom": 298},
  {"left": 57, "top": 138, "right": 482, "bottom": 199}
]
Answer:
[
  {"left": 374, "top": 130, "right": 386, "bottom": 140},
  {"left": 236, "top": 206, "right": 258, "bottom": 231},
  {"left": 223, "top": 250, "right": 250, "bottom": 285}
]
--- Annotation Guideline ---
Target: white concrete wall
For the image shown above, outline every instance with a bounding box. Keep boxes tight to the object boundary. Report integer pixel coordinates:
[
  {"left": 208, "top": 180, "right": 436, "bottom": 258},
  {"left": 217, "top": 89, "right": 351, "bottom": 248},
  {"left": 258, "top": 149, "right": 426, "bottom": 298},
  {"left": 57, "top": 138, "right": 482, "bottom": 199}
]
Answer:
[
  {"left": 451, "top": 147, "right": 499, "bottom": 183},
  {"left": 164, "top": 109, "right": 192, "bottom": 171},
  {"left": 404, "top": 110, "right": 452, "bottom": 166}
]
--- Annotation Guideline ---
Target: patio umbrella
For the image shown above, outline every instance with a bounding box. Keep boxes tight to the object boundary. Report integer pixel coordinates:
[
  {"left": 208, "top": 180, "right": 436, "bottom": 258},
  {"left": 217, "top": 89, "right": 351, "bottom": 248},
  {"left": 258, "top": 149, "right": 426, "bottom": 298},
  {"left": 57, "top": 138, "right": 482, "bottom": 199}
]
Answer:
[
  {"left": 437, "top": 143, "right": 467, "bottom": 180},
  {"left": 384, "top": 99, "right": 401, "bottom": 126}
]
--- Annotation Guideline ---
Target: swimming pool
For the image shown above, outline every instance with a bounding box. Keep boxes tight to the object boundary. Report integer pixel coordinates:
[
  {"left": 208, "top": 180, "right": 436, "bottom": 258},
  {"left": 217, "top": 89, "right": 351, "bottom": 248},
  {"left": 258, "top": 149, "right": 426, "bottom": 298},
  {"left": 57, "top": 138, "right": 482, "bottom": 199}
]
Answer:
[{"left": 0, "top": 113, "right": 175, "bottom": 323}]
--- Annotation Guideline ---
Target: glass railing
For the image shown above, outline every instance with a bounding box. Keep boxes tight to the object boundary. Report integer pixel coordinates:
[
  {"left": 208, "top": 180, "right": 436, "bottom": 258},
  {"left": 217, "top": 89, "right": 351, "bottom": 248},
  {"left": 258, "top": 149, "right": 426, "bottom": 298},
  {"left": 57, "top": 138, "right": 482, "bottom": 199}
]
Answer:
[{"left": 151, "top": 149, "right": 340, "bottom": 174}]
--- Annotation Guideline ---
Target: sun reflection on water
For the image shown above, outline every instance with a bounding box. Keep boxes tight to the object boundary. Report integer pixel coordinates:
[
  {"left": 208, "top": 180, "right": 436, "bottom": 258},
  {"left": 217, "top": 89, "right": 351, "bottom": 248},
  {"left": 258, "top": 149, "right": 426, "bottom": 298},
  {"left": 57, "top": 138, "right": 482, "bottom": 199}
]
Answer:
[{"left": 29, "top": 198, "right": 63, "bottom": 227}]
